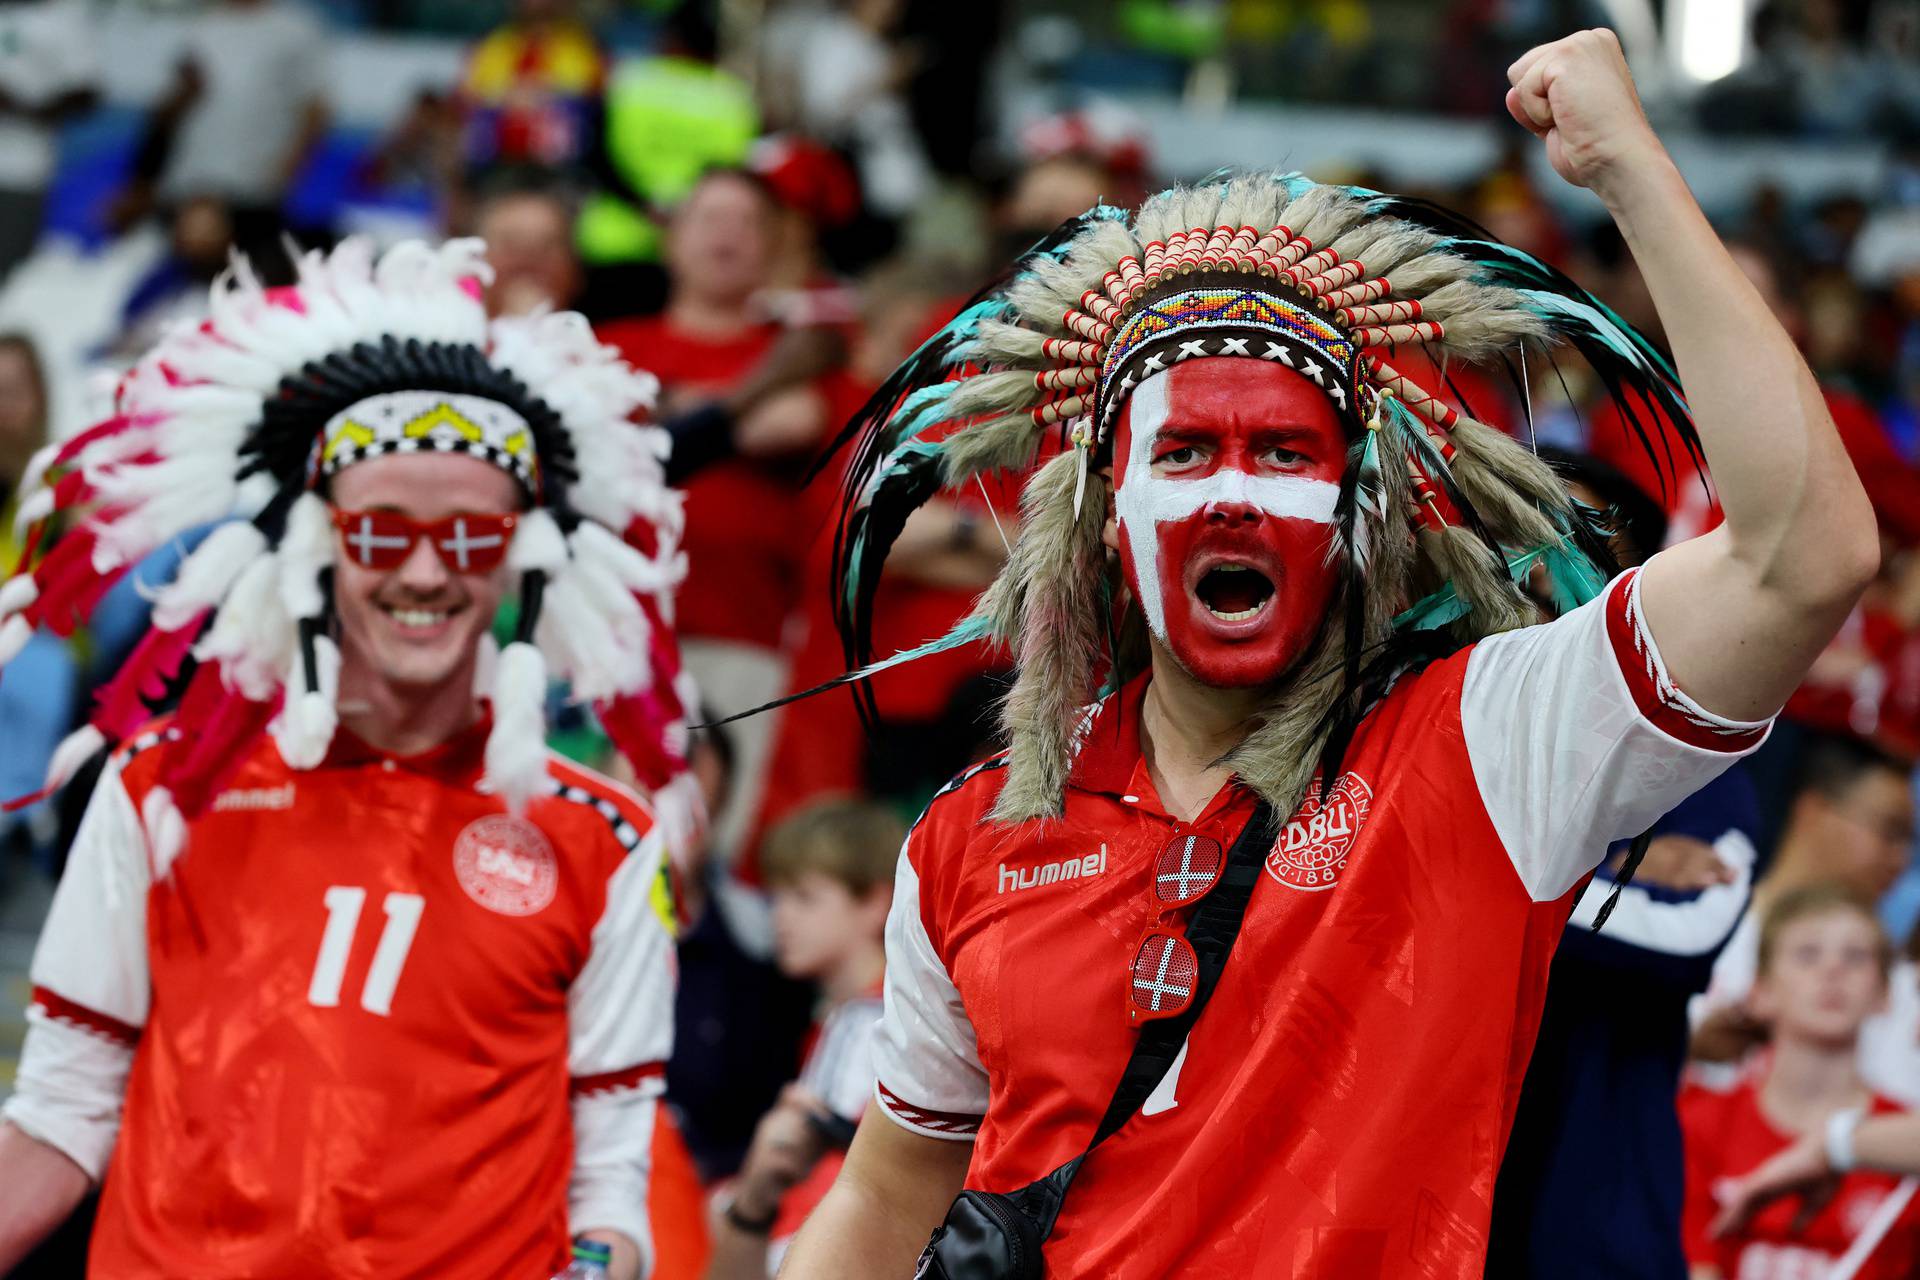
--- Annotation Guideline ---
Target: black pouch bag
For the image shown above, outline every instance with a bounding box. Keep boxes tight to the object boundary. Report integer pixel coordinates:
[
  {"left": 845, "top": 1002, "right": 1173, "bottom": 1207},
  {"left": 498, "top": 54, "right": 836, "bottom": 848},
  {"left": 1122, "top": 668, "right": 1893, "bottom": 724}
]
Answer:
[{"left": 913, "top": 800, "right": 1278, "bottom": 1280}]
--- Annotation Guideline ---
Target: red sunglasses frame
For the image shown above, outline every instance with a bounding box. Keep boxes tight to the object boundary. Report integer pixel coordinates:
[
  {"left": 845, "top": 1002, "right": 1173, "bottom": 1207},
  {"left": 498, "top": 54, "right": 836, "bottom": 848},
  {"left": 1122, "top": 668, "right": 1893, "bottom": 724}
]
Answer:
[{"left": 331, "top": 509, "right": 520, "bottom": 574}]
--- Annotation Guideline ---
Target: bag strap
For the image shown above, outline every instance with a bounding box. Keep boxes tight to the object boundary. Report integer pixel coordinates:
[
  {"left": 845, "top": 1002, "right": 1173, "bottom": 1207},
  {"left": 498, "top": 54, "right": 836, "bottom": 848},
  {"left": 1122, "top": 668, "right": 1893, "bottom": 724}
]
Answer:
[{"left": 1015, "top": 798, "right": 1278, "bottom": 1230}]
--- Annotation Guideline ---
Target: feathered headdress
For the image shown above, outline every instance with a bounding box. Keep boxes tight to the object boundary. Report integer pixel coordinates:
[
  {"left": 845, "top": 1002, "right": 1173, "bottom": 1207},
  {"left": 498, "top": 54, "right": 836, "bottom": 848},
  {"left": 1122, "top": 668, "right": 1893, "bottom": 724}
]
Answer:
[
  {"left": 824, "top": 172, "right": 1697, "bottom": 823},
  {"left": 0, "top": 237, "right": 691, "bottom": 842}
]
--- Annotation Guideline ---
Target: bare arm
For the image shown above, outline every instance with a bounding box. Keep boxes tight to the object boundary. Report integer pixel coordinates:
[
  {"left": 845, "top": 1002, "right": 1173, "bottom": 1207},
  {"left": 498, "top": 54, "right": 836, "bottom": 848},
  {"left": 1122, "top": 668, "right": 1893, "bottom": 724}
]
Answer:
[
  {"left": 0, "top": 1121, "right": 91, "bottom": 1273},
  {"left": 777, "top": 1111, "right": 972, "bottom": 1279},
  {"left": 1509, "top": 31, "right": 1879, "bottom": 718},
  {"left": 1711, "top": 1111, "right": 1920, "bottom": 1238}
]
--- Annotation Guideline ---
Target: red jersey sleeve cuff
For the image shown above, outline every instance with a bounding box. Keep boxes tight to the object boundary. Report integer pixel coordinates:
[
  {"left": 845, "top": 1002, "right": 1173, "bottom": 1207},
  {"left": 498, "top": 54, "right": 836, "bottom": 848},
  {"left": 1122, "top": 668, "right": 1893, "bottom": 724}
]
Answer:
[
  {"left": 570, "top": 1060, "right": 665, "bottom": 1098},
  {"left": 32, "top": 986, "right": 141, "bottom": 1047},
  {"left": 875, "top": 1081, "right": 982, "bottom": 1141},
  {"left": 1605, "top": 569, "right": 1771, "bottom": 753}
]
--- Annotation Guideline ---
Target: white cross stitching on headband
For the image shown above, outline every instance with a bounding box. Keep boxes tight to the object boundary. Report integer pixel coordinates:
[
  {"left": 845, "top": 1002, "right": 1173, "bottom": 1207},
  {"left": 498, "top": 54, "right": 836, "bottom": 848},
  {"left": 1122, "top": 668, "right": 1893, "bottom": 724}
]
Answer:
[
  {"left": 1177, "top": 340, "right": 1209, "bottom": 361},
  {"left": 1219, "top": 337, "right": 1250, "bottom": 355},
  {"left": 347, "top": 516, "right": 411, "bottom": 564},
  {"left": 437, "top": 517, "right": 506, "bottom": 571}
]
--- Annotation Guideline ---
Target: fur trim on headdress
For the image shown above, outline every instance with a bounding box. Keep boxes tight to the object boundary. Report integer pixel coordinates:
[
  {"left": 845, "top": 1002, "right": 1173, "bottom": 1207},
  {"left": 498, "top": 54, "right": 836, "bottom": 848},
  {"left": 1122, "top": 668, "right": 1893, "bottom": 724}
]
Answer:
[{"left": 815, "top": 172, "right": 1695, "bottom": 821}]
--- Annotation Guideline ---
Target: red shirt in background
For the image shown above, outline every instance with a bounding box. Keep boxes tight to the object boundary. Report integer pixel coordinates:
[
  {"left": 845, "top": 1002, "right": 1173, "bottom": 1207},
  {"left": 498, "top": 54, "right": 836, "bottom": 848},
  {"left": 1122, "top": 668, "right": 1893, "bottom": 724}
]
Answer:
[
  {"left": 599, "top": 315, "right": 801, "bottom": 650},
  {"left": 1587, "top": 384, "right": 1920, "bottom": 547},
  {"left": 1681, "top": 1070, "right": 1920, "bottom": 1280}
]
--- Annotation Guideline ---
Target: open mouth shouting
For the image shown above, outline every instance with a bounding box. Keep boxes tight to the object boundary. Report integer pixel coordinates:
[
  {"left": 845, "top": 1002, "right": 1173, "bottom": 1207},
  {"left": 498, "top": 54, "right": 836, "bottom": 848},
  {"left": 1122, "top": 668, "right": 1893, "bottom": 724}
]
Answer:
[{"left": 1194, "top": 560, "right": 1278, "bottom": 625}]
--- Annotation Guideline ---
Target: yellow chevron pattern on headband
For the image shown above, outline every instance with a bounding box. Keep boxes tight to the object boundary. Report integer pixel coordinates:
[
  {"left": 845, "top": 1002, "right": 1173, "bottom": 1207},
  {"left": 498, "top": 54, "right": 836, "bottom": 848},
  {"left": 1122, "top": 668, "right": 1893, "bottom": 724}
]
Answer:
[
  {"left": 318, "top": 390, "right": 541, "bottom": 488},
  {"left": 402, "top": 402, "right": 488, "bottom": 443},
  {"left": 321, "top": 418, "right": 375, "bottom": 463}
]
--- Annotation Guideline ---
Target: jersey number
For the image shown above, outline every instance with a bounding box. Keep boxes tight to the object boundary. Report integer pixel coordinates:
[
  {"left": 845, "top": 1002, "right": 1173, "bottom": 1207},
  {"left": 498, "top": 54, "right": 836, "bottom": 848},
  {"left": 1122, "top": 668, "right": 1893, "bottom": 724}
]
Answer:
[{"left": 308, "top": 886, "right": 425, "bottom": 1016}]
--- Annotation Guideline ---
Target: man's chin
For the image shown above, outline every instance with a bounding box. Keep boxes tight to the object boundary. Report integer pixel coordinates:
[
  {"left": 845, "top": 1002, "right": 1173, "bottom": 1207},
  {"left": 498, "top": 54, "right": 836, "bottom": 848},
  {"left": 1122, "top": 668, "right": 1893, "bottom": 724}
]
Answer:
[
  {"left": 1166, "top": 641, "right": 1299, "bottom": 690},
  {"left": 370, "top": 642, "right": 479, "bottom": 696}
]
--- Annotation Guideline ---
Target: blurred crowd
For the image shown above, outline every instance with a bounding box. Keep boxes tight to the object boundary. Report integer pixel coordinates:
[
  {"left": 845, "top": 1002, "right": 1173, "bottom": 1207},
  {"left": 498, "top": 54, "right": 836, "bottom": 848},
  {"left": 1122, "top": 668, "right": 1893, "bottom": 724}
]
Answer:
[{"left": 6, "top": 0, "right": 1920, "bottom": 1276}]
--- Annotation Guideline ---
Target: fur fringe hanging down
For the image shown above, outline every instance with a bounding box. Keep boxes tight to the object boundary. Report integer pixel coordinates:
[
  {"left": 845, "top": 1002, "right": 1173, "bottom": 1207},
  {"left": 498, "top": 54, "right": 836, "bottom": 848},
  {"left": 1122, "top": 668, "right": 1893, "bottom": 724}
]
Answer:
[{"left": 814, "top": 171, "right": 1694, "bottom": 821}]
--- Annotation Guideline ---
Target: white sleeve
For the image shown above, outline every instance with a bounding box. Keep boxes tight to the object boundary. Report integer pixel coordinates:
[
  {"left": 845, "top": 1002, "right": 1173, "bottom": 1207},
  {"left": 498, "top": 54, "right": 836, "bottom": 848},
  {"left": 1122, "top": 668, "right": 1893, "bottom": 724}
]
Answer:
[
  {"left": 569, "top": 1093, "right": 657, "bottom": 1277},
  {"left": 871, "top": 842, "right": 987, "bottom": 1141},
  {"left": 799, "top": 997, "right": 882, "bottom": 1123},
  {"left": 567, "top": 827, "right": 675, "bottom": 1254},
  {"left": 0, "top": 758, "right": 150, "bottom": 1179},
  {"left": 1463, "top": 568, "right": 1772, "bottom": 903},
  {"left": 1566, "top": 829, "right": 1757, "bottom": 955}
]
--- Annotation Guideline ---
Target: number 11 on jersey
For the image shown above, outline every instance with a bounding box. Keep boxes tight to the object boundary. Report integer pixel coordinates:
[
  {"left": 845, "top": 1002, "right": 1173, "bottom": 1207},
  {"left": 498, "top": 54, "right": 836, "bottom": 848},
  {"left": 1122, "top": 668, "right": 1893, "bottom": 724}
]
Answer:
[{"left": 309, "top": 886, "right": 425, "bottom": 1016}]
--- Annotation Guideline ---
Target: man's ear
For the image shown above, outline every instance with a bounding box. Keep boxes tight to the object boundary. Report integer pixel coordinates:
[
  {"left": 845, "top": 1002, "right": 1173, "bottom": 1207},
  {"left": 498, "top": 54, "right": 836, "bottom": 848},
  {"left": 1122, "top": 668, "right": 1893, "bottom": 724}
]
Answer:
[{"left": 1100, "top": 465, "right": 1118, "bottom": 552}]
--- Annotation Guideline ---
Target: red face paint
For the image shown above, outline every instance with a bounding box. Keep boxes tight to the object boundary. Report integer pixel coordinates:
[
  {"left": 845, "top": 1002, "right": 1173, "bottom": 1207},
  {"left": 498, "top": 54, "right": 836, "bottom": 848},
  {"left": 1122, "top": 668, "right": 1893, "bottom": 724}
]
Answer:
[{"left": 1111, "top": 358, "right": 1349, "bottom": 688}]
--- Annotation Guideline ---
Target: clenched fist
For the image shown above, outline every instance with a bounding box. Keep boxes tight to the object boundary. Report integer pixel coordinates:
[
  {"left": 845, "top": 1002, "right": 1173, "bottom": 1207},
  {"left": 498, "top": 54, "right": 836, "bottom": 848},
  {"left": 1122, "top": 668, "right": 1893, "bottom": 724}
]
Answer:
[{"left": 1506, "top": 29, "right": 1669, "bottom": 204}]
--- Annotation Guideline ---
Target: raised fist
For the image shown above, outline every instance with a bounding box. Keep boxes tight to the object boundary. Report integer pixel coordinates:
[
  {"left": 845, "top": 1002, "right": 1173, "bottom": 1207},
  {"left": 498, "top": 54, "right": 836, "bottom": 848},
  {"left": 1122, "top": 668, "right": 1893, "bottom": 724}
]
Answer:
[{"left": 1506, "top": 29, "right": 1666, "bottom": 200}]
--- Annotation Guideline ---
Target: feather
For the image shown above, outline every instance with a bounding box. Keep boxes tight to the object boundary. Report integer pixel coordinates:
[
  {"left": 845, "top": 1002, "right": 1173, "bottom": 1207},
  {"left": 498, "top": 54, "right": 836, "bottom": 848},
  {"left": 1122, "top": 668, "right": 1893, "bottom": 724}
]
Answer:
[
  {"left": 269, "top": 632, "right": 340, "bottom": 769},
  {"left": 276, "top": 493, "right": 334, "bottom": 620},
  {"left": 485, "top": 640, "right": 549, "bottom": 814},
  {"left": 158, "top": 660, "right": 280, "bottom": 819},
  {"left": 93, "top": 611, "right": 208, "bottom": 739},
  {"left": 149, "top": 521, "right": 269, "bottom": 631}
]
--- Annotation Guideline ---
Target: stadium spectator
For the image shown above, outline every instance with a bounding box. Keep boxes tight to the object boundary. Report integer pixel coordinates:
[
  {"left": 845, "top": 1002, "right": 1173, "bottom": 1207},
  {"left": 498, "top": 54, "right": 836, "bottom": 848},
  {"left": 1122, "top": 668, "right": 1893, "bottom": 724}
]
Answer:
[
  {"left": 0, "top": 0, "right": 97, "bottom": 274},
  {"left": 667, "top": 721, "right": 818, "bottom": 1185},
  {"left": 0, "top": 333, "right": 72, "bottom": 867},
  {"left": 476, "top": 176, "right": 584, "bottom": 316},
  {"left": 706, "top": 799, "right": 901, "bottom": 1277},
  {"left": 576, "top": 9, "right": 756, "bottom": 268},
  {"left": 1691, "top": 733, "right": 1918, "bottom": 1104},
  {"left": 1680, "top": 885, "right": 1920, "bottom": 1279},
  {"left": 459, "top": 0, "right": 606, "bottom": 178},
  {"left": 114, "top": 0, "right": 331, "bottom": 273},
  {"left": 601, "top": 168, "right": 839, "bottom": 869},
  {"left": 102, "top": 194, "right": 234, "bottom": 360},
  {"left": 1489, "top": 452, "right": 1762, "bottom": 1280}
]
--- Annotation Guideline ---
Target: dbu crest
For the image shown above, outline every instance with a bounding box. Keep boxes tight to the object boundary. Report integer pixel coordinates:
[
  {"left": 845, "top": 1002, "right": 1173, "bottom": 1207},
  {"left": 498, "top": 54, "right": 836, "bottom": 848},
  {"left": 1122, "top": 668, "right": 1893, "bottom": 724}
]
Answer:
[{"left": 1266, "top": 773, "right": 1372, "bottom": 892}]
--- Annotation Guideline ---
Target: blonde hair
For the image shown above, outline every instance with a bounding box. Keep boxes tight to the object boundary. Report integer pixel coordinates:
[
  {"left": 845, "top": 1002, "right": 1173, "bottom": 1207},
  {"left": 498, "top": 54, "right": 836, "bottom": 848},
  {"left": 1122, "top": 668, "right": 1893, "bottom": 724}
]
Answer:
[
  {"left": 1757, "top": 883, "right": 1894, "bottom": 978},
  {"left": 760, "top": 798, "right": 907, "bottom": 896}
]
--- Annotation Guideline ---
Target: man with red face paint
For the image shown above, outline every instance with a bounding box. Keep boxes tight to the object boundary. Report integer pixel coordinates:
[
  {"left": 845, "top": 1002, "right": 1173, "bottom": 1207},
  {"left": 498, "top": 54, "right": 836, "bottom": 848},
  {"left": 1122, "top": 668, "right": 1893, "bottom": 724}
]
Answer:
[
  {"left": 777, "top": 30, "right": 1883, "bottom": 1279},
  {"left": 0, "top": 239, "right": 692, "bottom": 1280},
  {"left": 1110, "top": 359, "right": 1348, "bottom": 691}
]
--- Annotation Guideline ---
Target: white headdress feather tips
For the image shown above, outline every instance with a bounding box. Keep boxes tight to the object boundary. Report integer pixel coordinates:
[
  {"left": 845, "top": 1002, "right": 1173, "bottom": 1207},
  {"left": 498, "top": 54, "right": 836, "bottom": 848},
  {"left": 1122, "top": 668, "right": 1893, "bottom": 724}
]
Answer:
[
  {"left": 44, "top": 724, "right": 106, "bottom": 792},
  {"left": 150, "top": 521, "right": 268, "bottom": 632},
  {"left": 270, "top": 633, "right": 340, "bottom": 770},
  {"left": 485, "top": 640, "right": 550, "bottom": 815},
  {"left": 0, "top": 232, "right": 689, "bottom": 825}
]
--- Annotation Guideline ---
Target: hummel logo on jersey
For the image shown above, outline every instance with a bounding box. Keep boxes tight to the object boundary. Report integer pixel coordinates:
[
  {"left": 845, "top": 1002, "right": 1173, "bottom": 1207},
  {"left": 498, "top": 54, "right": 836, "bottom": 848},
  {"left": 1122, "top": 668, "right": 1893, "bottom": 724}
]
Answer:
[
  {"left": 212, "top": 783, "right": 296, "bottom": 812},
  {"left": 998, "top": 845, "right": 1108, "bottom": 894}
]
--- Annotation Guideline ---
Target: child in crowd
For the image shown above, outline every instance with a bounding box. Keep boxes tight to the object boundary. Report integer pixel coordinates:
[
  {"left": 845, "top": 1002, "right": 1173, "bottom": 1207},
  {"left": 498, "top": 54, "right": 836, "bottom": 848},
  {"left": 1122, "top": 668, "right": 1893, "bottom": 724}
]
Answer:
[
  {"left": 1682, "top": 885, "right": 1920, "bottom": 1279},
  {"left": 703, "top": 799, "right": 903, "bottom": 1280}
]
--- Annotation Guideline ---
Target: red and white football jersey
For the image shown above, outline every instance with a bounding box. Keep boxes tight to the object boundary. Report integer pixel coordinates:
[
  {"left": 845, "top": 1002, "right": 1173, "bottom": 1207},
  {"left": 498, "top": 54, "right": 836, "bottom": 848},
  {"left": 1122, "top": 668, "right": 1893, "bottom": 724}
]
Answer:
[
  {"left": 2, "top": 717, "right": 677, "bottom": 1279},
  {"left": 1681, "top": 1068, "right": 1920, "bottom": 1280},
  {"left": 873, "top": 569, "right": 1769, "bottom": 1277}
]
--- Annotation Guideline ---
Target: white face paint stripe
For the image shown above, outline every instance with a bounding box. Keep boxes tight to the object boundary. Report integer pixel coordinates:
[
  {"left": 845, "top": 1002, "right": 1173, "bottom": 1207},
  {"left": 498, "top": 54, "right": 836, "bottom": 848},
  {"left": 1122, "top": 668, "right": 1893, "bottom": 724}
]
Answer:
[
  {"left": 1113, "top": 371, "right": 1342, "bottom": 640},
  {"left": 1135, "top": 468, "right": 1341, "bottom": 525}
]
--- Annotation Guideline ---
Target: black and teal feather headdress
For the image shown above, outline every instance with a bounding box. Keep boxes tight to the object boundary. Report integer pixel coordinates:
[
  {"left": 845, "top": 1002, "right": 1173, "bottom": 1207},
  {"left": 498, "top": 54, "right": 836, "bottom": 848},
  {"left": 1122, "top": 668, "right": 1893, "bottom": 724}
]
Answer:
[{"left": 815, "top": 172, "right": 1697, "bottom": 822}]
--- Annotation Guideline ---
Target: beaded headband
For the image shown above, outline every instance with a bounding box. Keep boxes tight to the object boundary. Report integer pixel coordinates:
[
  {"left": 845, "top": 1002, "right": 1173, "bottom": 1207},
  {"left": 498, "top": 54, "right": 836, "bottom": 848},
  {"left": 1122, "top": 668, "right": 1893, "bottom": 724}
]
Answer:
[
  {"left": 1095, "top": 282, "right": 1362, "bottom": 435},
  {"left": 319, "top": 390, "right": 541, "bottom": 491}
]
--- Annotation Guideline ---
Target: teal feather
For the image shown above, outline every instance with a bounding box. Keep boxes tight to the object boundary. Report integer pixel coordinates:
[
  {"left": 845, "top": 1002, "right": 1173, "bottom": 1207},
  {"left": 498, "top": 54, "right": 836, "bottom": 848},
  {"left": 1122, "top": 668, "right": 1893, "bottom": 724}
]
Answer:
[{"left": 1539, "top": 536, "right": 1609, "bottom": 614}]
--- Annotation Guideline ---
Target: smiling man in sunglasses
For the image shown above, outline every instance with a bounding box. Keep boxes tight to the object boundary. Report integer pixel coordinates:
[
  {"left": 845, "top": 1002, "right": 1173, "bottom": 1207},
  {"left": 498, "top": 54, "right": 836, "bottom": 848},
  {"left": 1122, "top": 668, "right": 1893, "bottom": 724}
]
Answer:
[{"left": 0, "top": 241, "right": 693, "bottom": 1280}]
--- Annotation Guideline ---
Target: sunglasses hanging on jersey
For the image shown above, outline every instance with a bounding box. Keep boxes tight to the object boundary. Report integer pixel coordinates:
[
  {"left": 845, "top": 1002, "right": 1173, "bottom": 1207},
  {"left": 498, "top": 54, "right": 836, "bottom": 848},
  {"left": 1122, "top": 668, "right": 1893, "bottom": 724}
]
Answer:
[
  {"left": 331, "top": 509, "right": 519, "bottom": 574},
  {"left": 1128, "top": 832, "right": 1226, "bottom": 1025}
]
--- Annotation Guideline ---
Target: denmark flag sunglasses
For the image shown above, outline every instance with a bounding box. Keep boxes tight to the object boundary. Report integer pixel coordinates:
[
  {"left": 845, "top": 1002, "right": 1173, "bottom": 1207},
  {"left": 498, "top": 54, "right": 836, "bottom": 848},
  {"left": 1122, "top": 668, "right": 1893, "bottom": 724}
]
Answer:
[
  {"left": 331, "top": 509, "right": 519, "bottom": 574},
  {"left": 1128, "top": 832, "right": 1227, "bottom": 1025}
]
